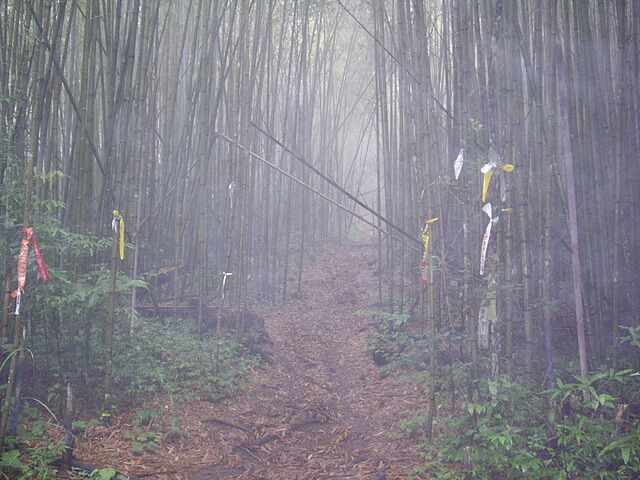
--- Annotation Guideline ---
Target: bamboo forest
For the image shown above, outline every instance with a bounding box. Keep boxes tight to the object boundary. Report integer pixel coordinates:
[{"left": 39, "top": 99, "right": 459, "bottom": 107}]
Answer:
[{"left": 1, "top": 0, "right": 639, "bottom": 479}]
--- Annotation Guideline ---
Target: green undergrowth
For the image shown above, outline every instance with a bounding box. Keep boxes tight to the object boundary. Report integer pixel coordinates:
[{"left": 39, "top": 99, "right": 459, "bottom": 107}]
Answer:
[
  {"left": 0, "top": 402, "right": 67, "bottom": 480},
  {"left": 113, "top": 318, "right": 261, "bottom": 402},
  {"left": 359, "top": 310, "right": 461, "bottom": 375},
  {"left": 1, "top": 317, "right": 263, "bottom": 479},
  {"left": 364, "top": 312, "right": 640, "bottom": 480},
  {"left": 414, "top": 367, "right": 640, "bottom": 480}
]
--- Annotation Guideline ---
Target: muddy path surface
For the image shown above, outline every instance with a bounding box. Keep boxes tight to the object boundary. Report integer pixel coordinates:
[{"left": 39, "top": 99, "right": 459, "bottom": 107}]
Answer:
[{"left": 73, "top": 236, "right": 427, "bottom": 479}]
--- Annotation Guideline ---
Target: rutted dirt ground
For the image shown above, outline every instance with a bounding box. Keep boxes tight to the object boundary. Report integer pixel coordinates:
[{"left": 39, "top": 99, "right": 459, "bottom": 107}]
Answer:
[{"left": 73, "top": 234, "right": 428, "bottom": 479}]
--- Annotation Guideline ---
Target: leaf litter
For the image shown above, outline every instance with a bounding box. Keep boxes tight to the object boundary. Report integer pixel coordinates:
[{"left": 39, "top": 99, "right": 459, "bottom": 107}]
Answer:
[{"left": 69, "top": 234, "right": 428, "bottom": 479}]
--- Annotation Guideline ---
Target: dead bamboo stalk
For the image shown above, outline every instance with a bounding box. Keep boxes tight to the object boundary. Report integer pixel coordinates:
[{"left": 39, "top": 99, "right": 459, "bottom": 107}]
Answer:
[
  {"left": 216, "top": 132, "right": 421, "bottom": 253},
  {"left": 250, "top": 122, "right": 423, "bottom": 250}
]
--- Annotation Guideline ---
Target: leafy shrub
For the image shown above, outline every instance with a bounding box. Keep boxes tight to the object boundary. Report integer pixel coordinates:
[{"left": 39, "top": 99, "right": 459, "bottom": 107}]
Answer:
[
  {"left": 418, "top": 367, "right": 640, "bottom": 479},
  {"left": 0, "top": 403, "right": 67, "bottom": 480},
  {"left": 543, "top": 368, "right": 640, "bottom": 478},
  {"left": 360, "top": 311, "right": 412, "bottom": 367},
  {"left": 419, "top": 373, "right": 555, "bottom": 479},
  {"left": 113, "top": 319, "right": 259, "bottom": 400}
]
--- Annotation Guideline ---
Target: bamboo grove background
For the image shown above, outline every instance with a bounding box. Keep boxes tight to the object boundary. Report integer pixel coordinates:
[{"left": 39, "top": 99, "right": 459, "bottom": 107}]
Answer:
[{"left": 1, "top": 0, "right": 639, "bottom": 424}]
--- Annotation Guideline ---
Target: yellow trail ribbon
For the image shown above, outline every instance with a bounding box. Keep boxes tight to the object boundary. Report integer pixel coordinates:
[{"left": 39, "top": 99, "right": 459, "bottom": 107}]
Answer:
[
  {"left": 480, "top": 162, "right": 514, "bottom": 202},
  {"left": 112, "top": 210, "right": 125, "bottom": 260},
  {"left": 420, "top": 218, "right": 439, "bottom": 286},
  {"left": 420, "top": 217, "right": 438, "bottom": 285},
  {"left": 421, "top": 217, "right": 439, "bottom": 251},
  {"left": 481, "top": 168, "right": 494, "bottom": 203},
  {"left": 480, "top": 147, "right": 514, "bottom": 202}
]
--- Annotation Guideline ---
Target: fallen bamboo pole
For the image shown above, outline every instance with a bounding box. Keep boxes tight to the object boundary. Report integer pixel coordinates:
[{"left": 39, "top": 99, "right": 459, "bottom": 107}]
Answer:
[
  {"left": 250, "top": 122, "right": 423, "bottom": 249},
  {"left": 216, "top": 132, "right": 421, "bottom": 253}
]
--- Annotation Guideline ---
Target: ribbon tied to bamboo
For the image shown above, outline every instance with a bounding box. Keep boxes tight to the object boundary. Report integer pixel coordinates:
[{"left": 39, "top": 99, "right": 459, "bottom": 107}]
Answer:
[
  {"left": 221, "top": 271, "right": 233, "bottom": 299},
  {"left": 11, "top": 227, "right": 51, "bottom": 315},
  {"left": 454, "top": 148, "right": 464, "bottom": 180},
  {"left": 480, "top": 203, "right": 499, "bottom": 276},
  {"left": 420, "top": 217, "right": 439, "bottom": 285},
  {"left": 112, "top": 210, "right": 125, "bottom": 260},
  {"left": 480, "top": 148, "right": 514, "bottom": 202}
]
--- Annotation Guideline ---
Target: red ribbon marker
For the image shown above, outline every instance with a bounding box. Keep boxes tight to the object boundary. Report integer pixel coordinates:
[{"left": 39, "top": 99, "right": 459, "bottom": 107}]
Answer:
[
  {"left": 10, "top": 227, "right": 50, "bottom": 314},
  {"left": 32, "top": 234, "right": 50, "bottom": 281},
  {"left": 11, "top": 228, "right": 33, "bottom": 298}
]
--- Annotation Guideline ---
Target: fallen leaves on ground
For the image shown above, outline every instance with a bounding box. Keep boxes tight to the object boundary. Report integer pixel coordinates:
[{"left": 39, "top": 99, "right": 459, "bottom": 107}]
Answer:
[{"left": 70, "top": 233, "right": 429, "bottom": 479}]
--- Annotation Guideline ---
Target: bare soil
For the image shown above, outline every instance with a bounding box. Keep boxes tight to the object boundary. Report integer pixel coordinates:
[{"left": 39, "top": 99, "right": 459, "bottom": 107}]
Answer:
[{"left": 70, "top": 235, "right": 428, "bottom": 479}]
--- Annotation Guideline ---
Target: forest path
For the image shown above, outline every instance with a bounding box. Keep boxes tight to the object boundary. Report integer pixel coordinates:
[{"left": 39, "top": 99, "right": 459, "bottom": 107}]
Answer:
[
  {"left": 189, "top": 234, "right": 426, "bottom": 479},
  {"left": 74, "top": 233, "right": 427, "bottom": 480}
]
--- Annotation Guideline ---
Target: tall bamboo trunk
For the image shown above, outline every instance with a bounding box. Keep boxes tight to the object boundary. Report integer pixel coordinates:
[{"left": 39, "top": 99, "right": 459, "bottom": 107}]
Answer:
[{"left": 556, "top": 39, "right": 589, "bottom": 382}]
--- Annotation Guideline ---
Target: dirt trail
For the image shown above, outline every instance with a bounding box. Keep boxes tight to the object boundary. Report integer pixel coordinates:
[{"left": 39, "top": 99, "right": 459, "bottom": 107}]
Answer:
[
  {"left": 74, "top": 237, "right": 427, "bottom": 479},
  {"left": 192, "top": 237, "right": 426, "bottom": 479}
]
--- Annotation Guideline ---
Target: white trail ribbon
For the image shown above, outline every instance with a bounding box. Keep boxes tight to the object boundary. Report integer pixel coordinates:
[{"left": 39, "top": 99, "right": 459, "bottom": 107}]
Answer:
[
  {"left": 454, "top": 148, "right": 464, "bottom": 180},
  {"left": 221, "top": 272, "right": 233, "bottom": 299},
  {"left": 112, "top": 210, "right": 125, "bottom": 260},
  {"left": 480, "top": 203, "right": 498, "bottom": 275},
  {"left": 478, "top": 302, "right": 489, "bottom": 349},
  {"left": 14, "top": 291, "right": 21, "bottom": 315},
  {"left": 478, "top": 275, "right": 498, "bottom": 350}
]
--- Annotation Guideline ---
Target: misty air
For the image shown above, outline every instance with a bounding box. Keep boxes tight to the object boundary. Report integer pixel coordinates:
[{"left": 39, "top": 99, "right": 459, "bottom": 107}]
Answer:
[{"left": 1, "top": 1, "right": 639, "bottom": 479}]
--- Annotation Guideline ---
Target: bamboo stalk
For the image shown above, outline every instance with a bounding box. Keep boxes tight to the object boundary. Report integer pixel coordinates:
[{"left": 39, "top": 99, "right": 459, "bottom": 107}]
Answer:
[
  {"left": 216, "top": 133, "right": 421, "bottom": 253},
  {"left": 250, "top": 123, "right": 423, "bottom": 250},
  {"left": 556, "top": 39, "right": 589, "bottom": 383}
]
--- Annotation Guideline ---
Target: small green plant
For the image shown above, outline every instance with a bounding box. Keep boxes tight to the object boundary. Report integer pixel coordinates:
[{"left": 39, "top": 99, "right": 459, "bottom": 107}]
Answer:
[
  {"left": 133, "top": 408, "right": 158, "bottom": 427},
  {"left": 72, "top": 465, "right": 129, "bottom": 480},
  {"left": 91, "top": 467, "right": 117, "bottom": 480},
  {"left": 620, "top": 325, "right": 640, "bottom": 346},
  {"left": 124, "top": 427, "right": 159, "bottom": 454},
  {"left": 0, "top": 449, "right": 25, "bottom": 471},
  {"left": 543, "top": 368, "right": 640, "bottom": 478},
  {"left": 1, "top": 446, "right": 61, "bottom": 480},
  {"left": 72, "top": 419, "right": 101, "bottom": 430},
  {"left": 420, "top": 373, "right": 554, "bottom": 480},
  {"left": 71, "top": 418, "right": 101, "bottom": 440},
  {"left": 359, "top": 310, "right": 412, "bottom": 367},
  {"left": 360, "top": 310, "right": 458, "bottom": 376},
  {"left": 120, "top": 407, "right": 162, "bottom": 454},
  {"left": 1, "top": 433, "right": 67, "bottom": 480},
  {"left": 399, "top": 411, "right": 431, "bottom": 438},
  {"left": 0, "top": 398, "right": 74, "bottom": 480}
]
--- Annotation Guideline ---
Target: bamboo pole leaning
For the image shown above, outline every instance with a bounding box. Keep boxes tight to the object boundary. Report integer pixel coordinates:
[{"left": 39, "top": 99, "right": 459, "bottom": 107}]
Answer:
[{"left": 216, "top": 133, "right": 421, "bottom": 254}]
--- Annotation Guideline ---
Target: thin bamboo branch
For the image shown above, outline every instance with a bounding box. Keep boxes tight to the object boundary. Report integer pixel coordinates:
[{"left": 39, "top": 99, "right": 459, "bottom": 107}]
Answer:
[
  {"left": 251, "top": 122, "right": 422, "bottom": 249},
  {"left": 216, "top": 132, "right": 420, "bottom": 253}
]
